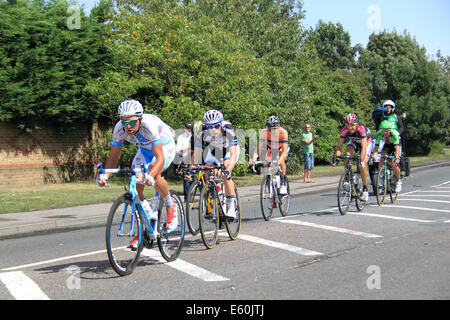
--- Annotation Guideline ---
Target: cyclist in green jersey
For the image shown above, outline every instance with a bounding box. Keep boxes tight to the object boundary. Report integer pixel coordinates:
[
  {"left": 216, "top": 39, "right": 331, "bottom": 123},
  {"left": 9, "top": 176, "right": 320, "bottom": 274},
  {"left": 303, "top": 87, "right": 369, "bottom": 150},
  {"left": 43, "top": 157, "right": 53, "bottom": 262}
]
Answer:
[{"left": 371, "top": 120, "right": 402, "bottom": 192}]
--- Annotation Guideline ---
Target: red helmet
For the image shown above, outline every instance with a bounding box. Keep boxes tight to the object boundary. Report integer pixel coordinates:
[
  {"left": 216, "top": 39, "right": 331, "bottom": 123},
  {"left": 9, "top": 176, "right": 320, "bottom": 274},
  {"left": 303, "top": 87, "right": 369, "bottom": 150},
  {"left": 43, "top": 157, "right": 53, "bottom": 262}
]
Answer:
[{"left": 344, "top": 113, "right": 358, "bottom": 125}]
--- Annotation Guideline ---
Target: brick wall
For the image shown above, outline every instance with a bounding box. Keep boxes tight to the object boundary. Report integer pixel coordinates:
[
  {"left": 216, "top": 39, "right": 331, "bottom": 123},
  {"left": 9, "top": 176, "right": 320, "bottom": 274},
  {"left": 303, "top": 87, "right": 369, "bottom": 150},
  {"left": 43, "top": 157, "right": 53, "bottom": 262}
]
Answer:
[{"left": 0, "top": 122, "right": 105, "bottom": 187}]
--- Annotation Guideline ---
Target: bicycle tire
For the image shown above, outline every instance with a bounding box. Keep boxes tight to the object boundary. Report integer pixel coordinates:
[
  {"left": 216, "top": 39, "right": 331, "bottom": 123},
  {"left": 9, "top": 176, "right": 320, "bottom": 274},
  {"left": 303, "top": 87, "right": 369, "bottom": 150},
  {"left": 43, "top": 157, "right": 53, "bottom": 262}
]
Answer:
[
  {"left": 106, "top": 194, "right": 143, "bottom": 276},
  {"left": 225, "top": 182, "right": 241, "bottom": 240},
  {"left": 199, "top": 184, "right": 220, "bottom": 249},
  {"left": 260, "top": 175, "right": 274, "bottom": 221},
  {"left": 185, "top": 180, "right": 202, "bottom": 235},
  {"left": 278, "top": 176, "right": 290, "bottom": 217},
  {"left": 157, "top": 190, "right": 185, "bottom": 262},
  {"left": 337, "top": 172, "right": 352, "bottom": 215},
  {"left": 354, "top": 174, "right": 366, "bottom": 212},
  {"left": 376, "top": 169, "right": 387, "bottom": 206},
  {"left": 389, "top": 174, "right": 400, "bottom": 204}
]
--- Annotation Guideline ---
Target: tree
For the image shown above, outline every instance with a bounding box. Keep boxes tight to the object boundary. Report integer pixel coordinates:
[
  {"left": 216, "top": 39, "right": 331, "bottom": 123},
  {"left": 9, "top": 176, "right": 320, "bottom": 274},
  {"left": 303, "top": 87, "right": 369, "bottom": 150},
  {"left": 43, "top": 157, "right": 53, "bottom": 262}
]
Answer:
[
  {"left": 0, "top": 0, "right": 112, "bottom": 132},
  {"left": 306, "top": 20, "right": 360, "bottom": 71},
  {"left": 359, "top": 31, "right": 450, "bottom": 155}
]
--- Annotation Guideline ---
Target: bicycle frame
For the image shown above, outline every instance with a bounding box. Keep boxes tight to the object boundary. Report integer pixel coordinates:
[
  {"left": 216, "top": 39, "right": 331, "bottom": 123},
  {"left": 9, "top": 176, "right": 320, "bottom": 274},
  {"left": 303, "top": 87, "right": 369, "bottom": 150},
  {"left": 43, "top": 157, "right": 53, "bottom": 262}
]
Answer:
[{"left": 97, "top": 163, "right": 158, "bottom": 244}]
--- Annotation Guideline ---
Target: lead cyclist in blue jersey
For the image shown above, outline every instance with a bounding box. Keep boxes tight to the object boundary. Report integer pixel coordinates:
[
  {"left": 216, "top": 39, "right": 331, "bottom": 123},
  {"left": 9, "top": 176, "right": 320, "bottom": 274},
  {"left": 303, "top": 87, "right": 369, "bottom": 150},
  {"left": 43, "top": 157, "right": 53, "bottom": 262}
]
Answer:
[{"left": 97, "top": 99, "right": 178, "bottom": 248}]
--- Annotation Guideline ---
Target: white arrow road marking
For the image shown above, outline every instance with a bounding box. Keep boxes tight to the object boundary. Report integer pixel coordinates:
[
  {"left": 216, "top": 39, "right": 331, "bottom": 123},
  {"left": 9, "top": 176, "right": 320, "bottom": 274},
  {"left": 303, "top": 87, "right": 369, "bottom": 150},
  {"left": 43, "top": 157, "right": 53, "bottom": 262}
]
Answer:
[{"left": 0, "top": 271, "right": 50, "bottom": 300}]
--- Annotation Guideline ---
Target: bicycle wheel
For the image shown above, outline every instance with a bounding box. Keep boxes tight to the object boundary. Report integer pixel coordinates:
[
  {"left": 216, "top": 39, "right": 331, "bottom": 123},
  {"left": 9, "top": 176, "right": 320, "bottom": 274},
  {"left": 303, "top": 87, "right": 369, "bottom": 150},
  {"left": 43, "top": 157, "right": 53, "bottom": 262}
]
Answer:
[
  {"left": 376, "top": 169, "right": 387, "bottom": 206},
  {"left": 260, "top": 175, "right": 274, "bottom": 221},
  {"left": 199, "top": 184, "right": 220, "bottom": 249},
  {"left": 389, "top": 174, "right": 400, "bottom": 204},
  {"left": 278, "top": 176, "right": 290, "bottom": 217},
  {"left": 157, "top": 191, "right": 185, "bottom": 262},
  {"left": 185, "top": 180, "right": 202, "bottom": 235},
  {"left": 225, "top": 182, "right": 241, "bottom": 240},
  {"left": 337, "top": 173, "right": 352, "bottom": 215},
  {"left": 106, "top": 194, "right": 143, "bottom": 276},
  {"left": 354, "top": 174, "right": 366, "bottom": 212}
]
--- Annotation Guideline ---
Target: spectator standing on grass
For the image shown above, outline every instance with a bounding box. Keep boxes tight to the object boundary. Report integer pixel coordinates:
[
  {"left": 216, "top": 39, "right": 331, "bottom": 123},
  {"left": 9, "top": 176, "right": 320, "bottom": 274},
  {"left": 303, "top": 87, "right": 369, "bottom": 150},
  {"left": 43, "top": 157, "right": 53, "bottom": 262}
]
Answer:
[{"left": 302, "top": 123, "right": 317, "bottom": 183}]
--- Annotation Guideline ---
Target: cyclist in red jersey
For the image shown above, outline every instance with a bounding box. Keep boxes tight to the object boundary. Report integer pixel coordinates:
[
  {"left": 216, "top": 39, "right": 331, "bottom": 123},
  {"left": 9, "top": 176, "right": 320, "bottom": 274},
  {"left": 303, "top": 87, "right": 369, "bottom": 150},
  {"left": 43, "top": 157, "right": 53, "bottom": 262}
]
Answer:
[
  {"left": 250, "top": 115, "right": 289, "bottom": 194},
  {"left": 333, "top": 113, "right": 373, "bottom": 201}
]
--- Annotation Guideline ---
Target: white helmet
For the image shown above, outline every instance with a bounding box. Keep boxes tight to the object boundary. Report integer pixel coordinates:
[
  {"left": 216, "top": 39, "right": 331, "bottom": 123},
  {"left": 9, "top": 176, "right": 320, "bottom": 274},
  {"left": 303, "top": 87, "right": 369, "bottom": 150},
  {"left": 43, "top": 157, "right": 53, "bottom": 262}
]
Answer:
[
  {"left": 118, "top": 99, "right": 143, "bottom": 117},
  {"left": 383, "top": 100, "right": 396, "bottom": 111},
  {"left": 203, "top": 109, "right": 224, "bottom": 124}
]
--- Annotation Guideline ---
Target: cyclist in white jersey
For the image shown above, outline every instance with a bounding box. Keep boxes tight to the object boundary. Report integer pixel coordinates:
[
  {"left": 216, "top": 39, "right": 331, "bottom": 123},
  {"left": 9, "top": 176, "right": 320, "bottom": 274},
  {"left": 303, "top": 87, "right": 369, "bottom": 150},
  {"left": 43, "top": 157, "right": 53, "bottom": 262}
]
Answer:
[{"left": 97, "top": 100, "right": 178, "bottom": 245}]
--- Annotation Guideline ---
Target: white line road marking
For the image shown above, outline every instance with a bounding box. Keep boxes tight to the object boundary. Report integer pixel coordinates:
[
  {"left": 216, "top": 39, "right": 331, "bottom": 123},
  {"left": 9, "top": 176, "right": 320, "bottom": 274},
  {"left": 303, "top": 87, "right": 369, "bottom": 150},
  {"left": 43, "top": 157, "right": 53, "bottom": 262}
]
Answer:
[
  {"left": 400, "top": 195, "right": 450, "bottom": 197},
  {"left": 347, "top": 212, "right": 435, "bottom": 223},
  {"left": 396, "top": 198, "right": 450, "bottom": 204},
  {"left": 140, "top": 249, "right": 229, "bottom": 282},
  {"left": 0, "top": 271, "right": 50, "bottom": 300},
  {"left": 431, "top": 181, "right": 450, "bottom": 188},
  {"left": 277, "top": 220, "right": 383, "bottom": 238},
  {"left": 237, "top": 234, "right": 323, "bottom": 256},
  {"left": 410, "top": 191, "right": 450, "bottom": 193},
  {"left": 380, "top": 205, "right": 450, "bottom": 213},
  {"left": 1, "top": 249, "right": 109, "bottom": 272}
]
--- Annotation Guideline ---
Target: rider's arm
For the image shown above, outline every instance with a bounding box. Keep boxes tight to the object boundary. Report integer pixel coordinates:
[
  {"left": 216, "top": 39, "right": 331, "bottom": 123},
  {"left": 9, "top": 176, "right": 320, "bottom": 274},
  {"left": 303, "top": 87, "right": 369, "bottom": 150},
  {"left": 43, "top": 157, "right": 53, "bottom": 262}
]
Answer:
[
  {"left": 335, "top": 137, "right": 345, "bottom": 156},
  {"left": 226, "top": 145, "right": 238, "bottom": 172}
]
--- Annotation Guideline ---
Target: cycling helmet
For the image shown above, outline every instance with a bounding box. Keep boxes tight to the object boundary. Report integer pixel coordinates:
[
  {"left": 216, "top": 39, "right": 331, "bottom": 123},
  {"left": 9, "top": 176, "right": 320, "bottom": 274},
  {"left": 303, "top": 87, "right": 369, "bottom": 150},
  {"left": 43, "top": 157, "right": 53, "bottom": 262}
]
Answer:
[
  {"left": 203, "top": 109, "right": 223, "bottom": 124},
  {"left": 383, "top": 100, "right": 396, "bottom": 112},
  {"left": 266, "top": 115, "right": 280, "bottom": 129},
  {"left": 118, "top": 99, "right": 143, "bottom": 117},
  {"left": 344, "top": 113, "right": 358, "bottom": 125},
  {"left": 380, "top": 120, "right": 394, "bottom": 130}
]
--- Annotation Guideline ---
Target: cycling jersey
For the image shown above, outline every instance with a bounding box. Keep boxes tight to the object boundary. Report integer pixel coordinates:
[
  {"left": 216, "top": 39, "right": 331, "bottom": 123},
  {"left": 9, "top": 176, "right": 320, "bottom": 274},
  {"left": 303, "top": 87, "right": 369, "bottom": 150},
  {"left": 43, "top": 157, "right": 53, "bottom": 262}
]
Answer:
[
  {"left": 112, "top": 114, "right": 176, "bottom": 169},
  {"left": 258, "top": 127, "right": 289, "bottom": 150},
  {"left": 375, "top": 129, "right": 400, "bottom": 146},
  {"left": 340, "top": 123, "right": 372, "bottom": 144},
  {"left": 194, "top": 120, "right": 239, "bottom": 163}
]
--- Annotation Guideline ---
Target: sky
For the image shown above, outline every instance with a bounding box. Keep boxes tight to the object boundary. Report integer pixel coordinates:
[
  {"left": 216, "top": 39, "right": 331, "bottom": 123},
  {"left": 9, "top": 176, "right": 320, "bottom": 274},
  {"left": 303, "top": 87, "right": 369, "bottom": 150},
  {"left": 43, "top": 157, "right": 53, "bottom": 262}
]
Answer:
[{"left": 76, "top": 0, "right": 450, "bottom": 58}]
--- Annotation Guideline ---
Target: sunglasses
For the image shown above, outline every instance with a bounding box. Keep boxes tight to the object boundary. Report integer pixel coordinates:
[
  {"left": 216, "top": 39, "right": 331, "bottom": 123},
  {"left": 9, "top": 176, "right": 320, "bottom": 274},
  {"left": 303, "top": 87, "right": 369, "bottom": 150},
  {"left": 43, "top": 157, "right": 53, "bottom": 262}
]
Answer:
[
  {"left": 121, "top": 119, "right": 139, "bottom": 127},
  {"left": 207, "top": 123, "right": 221, "bottom": 130}
]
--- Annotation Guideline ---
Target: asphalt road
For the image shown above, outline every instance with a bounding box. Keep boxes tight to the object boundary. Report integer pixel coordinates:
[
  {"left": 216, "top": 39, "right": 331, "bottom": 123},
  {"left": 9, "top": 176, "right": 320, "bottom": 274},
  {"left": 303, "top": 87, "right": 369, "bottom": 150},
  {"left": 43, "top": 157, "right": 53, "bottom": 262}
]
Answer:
[{"left": 0, "top": 164, "right": 449, "bottom": 303}]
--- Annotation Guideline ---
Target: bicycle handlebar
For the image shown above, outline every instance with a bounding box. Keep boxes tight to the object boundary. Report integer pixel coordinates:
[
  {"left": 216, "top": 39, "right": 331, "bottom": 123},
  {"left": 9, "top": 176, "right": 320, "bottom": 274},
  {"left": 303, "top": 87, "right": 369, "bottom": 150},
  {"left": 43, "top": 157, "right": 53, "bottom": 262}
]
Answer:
[{"left": 331, "top": 154, "right": 361, "bottom": 165}]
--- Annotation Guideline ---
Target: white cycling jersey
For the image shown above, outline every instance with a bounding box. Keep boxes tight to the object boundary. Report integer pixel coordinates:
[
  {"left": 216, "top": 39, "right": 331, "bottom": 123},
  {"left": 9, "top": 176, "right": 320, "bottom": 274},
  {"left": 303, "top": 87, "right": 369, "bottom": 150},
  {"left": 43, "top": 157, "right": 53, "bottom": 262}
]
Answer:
[{"left": 112, "top": 114, "right": 176, "bottom": 169}]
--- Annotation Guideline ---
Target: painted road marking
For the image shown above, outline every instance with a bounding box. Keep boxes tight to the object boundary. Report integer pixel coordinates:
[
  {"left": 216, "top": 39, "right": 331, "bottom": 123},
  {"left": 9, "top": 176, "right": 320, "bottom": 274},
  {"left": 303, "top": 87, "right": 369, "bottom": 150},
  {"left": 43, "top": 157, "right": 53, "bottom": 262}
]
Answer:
[
  {"left": 141, "top": 249, "right": 229, "bottom": 282},
  {"left": 277, "top": 220, "right": 382, "bottom": 238},
  {"left": 347, "top": 212, "right": 435, "bottom": 223},
  {"left": 237, "top": 234, "right": 323, "bottom": 256},
  {"left": 0, "top": 271, "right": 50, "bottom": 300}
]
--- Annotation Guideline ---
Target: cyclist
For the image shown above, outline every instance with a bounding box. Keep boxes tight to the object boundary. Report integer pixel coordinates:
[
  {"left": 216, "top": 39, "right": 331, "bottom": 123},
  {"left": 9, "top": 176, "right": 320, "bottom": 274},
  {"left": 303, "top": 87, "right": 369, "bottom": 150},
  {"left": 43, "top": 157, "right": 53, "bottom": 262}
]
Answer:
[
  {"left": 333, "top": 113, "right": 373, "bottom": 201},
  {"left": 193, "top": 109, "right": 240, "bottom": 220},
  {"left": 97, "top": 99, "right": 178, "bottom": 248},
  {"left": 371, "top": 120, "right": 402, "bottom": 193},
  {"left": 250, "top": 115, "right": 289, "bottom": 194}
]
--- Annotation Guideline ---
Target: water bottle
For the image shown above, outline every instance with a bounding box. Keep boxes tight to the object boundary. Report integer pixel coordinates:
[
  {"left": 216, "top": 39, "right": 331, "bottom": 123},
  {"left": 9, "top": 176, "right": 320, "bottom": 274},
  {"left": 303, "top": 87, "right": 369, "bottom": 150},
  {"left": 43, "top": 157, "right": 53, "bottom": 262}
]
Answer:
[
  {"left": 275, "top": 175, "right": 281, "bottom": 188},
  {"left": 353, "top": 173, "right": 359, "bottom": 185},
  {"left": 149, "top": 196, "right": 159, "bottom": 220},
  {"left": 142, "top": 197, "right": 158, "bottom": 220}
]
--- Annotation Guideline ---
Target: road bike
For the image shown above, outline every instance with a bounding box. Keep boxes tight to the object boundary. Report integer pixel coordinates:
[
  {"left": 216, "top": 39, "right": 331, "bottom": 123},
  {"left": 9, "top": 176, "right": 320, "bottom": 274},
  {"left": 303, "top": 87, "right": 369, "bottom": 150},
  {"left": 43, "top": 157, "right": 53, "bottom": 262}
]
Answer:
[
  {"left": 372, "top": 154, "right": 400, "bottom": 206},
  {"left": 332, "top": 155, "right": 366, "bottom": 215},
  {"left": 97, "top": 163, "right": 185, "bottom": 276},
  {"left": 197, "top": 164, "right": 242, "bottom": 249},
  {"left": 252, "top": 160, "right": 290, "bottom": 221}
]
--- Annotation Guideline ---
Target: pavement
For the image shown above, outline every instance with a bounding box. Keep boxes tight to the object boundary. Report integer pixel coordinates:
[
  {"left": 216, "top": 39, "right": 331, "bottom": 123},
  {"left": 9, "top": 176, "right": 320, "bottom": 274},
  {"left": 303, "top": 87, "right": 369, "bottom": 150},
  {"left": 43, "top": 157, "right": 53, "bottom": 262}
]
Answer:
[{"left": 0, "top": 160, "right": 448, "bottom": 239}]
